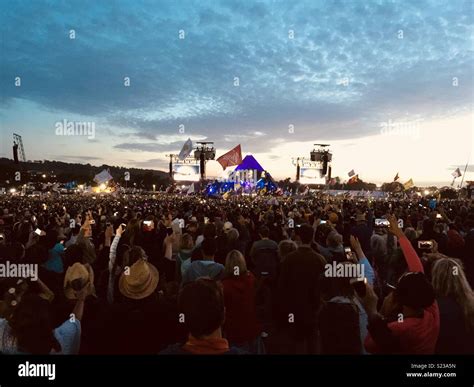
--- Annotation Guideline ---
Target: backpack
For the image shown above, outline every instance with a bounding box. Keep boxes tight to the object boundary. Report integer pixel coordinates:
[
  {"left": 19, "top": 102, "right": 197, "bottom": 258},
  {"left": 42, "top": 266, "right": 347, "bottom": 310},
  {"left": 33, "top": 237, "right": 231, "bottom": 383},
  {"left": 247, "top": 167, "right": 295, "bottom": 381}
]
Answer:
[{"left": 252, "top": 248, "right": 279, "bottom": 279}]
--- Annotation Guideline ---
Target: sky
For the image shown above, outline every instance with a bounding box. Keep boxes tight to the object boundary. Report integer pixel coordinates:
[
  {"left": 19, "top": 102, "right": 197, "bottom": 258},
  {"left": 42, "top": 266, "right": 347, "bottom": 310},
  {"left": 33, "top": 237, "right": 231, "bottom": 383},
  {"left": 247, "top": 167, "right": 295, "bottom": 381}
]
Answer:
[{"left": 0, "top": 0, "right": 473, "bottom": 186}]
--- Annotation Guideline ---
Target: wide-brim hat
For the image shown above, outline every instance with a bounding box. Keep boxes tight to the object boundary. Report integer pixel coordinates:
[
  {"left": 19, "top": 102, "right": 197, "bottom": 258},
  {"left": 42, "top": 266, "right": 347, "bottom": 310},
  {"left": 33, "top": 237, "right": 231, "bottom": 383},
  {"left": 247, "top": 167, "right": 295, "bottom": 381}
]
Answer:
[
  {"left": 119, "top": 259, "right": 159, "bottom": 300},
  {"left": 64, "top": 263, "right": 96, "bottom": 300}
]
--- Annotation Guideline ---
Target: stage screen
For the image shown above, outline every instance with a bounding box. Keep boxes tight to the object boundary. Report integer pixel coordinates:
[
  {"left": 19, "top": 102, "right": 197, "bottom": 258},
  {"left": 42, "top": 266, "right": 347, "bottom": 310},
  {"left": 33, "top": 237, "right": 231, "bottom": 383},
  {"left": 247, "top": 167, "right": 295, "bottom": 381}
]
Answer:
[
  {"left": 299, "top": 167, "right": 326, "bottom": 185},
  {"left": 173, "top": 164, "right": 200, "bottom": 182}
]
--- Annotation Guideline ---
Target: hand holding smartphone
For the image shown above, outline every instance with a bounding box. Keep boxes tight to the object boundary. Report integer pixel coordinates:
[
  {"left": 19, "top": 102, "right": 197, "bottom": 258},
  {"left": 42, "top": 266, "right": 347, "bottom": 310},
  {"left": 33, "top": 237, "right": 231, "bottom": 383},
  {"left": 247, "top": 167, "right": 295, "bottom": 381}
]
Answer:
[
  {"left": 350, "top": 277, "right": 367, "bottom": 297},
  {"left": 418, "top": 240, "right": 433, "bottom": 250},
  {"left": 374, "top": 218, "right": 390, "bottom": 227},
  {"left": 34, "top": 228, "right": 45, "bottom": 236}
]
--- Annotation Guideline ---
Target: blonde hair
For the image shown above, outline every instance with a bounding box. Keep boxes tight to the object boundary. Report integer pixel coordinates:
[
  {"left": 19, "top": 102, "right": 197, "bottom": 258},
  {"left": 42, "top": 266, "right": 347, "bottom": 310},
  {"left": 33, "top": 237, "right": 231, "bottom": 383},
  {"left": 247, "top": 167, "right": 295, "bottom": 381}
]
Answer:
[
  {"left": 224, "top": 250, "right": 247, "bottom": 277},
  {"left": 431, "top": 258, "right": 474, "bottom": 331}
]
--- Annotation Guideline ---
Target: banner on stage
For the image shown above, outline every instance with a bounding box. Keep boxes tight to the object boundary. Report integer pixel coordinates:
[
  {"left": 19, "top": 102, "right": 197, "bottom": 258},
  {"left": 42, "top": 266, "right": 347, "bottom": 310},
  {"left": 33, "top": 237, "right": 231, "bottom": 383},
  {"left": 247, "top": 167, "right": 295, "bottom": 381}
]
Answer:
[
  {"left": 173, "top": 164, "right": 200, "bottom": 182},
  {"left": 299, "top": 167, "right": 326, "bottom": 185}
]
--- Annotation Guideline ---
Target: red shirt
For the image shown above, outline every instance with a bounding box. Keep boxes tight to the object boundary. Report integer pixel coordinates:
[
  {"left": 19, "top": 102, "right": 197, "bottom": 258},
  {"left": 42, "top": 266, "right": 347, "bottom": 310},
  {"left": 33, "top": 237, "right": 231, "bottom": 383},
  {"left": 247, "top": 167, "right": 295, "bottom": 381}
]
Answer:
[
  {"left": 365, "top": 302, "right": 440, "bottom": 354},
  {"left": 365, "top": 236, "right": 440, "bottom": 354}
]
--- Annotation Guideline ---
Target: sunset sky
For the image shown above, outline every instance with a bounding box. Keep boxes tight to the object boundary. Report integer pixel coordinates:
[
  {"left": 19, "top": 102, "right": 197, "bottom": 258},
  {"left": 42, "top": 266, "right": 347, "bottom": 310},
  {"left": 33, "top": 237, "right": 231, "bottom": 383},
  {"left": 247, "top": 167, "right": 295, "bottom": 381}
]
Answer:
[{"left": 1, "top": 0, "right": 473, "bottom": 186}]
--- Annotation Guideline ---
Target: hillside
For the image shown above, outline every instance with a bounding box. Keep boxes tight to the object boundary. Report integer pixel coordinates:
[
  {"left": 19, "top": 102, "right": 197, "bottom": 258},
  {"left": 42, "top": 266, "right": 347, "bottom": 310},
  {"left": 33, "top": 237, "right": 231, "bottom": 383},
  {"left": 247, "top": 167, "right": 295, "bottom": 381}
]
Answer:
[{"left": 0, "top": 158, "right": 170, "bottom": 188}]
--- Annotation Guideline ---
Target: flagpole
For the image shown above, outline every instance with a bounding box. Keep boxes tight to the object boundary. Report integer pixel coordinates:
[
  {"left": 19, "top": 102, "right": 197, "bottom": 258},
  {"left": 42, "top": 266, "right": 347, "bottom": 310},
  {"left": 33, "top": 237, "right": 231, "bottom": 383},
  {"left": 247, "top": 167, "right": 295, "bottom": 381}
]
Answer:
[{"left": 459, "top": 158, "right": 469, "bottom": 189}]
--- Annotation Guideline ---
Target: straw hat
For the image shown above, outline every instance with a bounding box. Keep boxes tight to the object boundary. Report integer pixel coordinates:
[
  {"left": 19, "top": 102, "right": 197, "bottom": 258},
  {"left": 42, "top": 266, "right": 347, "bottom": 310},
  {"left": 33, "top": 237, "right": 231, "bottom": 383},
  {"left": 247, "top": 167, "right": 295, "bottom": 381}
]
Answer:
[
  {"left": 119, "top": 259, "right": 159, "bottom": 300},
  {"left": 64, "top": 263, "right": 96, "bottom": 300}
]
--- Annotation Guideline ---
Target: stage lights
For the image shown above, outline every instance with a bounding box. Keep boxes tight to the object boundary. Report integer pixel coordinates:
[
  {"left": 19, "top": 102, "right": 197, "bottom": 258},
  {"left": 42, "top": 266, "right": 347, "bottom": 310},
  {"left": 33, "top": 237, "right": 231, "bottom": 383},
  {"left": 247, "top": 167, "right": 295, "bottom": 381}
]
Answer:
[{"left": 194, "top": 141, "right": 216, "bottom": 180}]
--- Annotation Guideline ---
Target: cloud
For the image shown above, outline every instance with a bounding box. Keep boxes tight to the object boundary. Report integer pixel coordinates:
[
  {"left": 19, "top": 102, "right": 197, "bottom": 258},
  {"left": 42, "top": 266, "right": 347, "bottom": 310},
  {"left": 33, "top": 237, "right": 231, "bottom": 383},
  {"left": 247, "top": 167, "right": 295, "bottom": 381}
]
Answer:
[
  {"left": 55, "top": 155, "right": 102, "bottom": 161},
  {"left": 114, "top": 142, "right": 176, "bottom": 153},
  {"left": 131, "top": 158, "right": 169, "bottom": 169},
  {"left": 133, "top": 132, "right": 157, "bottom": 141},
  {"left": 450, "top": 164, "right": 474, "bottom": 173},
  {"left": 0, "top": 0, "right": 472, "bottom": 177}
]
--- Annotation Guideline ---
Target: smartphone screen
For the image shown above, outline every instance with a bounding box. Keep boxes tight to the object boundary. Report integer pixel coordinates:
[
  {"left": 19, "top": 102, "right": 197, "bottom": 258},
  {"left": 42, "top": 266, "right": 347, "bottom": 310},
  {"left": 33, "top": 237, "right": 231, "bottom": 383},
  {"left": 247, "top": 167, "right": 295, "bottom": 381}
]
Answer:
[
  {"left": 351, "top": 277, "right": 367, "bottom": 297},
  {"left": 35, "top": 228, "right": 42, "bottom": 236},
  {"left": 374, "top": 218, "right": 390, "bottom": 227},
  {"left": 418, "top": 240, "right": 433, "bottom": 250}
]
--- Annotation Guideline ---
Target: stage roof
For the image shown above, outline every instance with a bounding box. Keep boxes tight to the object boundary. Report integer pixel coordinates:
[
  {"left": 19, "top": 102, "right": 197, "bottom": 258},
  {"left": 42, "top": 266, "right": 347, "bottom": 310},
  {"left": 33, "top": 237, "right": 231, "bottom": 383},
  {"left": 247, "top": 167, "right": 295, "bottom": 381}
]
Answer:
[{"left": 234, "top": 155, "right": 264, "bottom": 172}]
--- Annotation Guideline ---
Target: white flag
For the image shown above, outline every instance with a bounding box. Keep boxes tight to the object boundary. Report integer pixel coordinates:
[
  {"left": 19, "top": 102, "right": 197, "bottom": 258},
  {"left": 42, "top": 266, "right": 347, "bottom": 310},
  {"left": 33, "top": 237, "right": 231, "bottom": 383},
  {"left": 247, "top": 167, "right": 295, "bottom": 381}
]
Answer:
[
  {"left": 187, "top": 183, "right": 195, "bottom": 195},
  {"left": 452, "top": 168, "right": 462, "bottom": 178},
  {"left": 93, "top": 169, "right": 113, "bottom": 184},
  {"left": 178, "top": 138, "right": 193, "bottom": 160}
]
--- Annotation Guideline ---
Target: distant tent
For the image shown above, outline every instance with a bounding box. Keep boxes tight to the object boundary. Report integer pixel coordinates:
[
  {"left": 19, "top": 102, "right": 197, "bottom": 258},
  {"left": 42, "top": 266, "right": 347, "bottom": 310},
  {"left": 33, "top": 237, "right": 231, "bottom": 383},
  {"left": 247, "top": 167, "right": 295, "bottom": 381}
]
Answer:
[
  {"left": 234, "top": 155, "right": 265, "bottom": 172},
  {"left": 94, "top": 169, "right": 113, "bottom": 185}
]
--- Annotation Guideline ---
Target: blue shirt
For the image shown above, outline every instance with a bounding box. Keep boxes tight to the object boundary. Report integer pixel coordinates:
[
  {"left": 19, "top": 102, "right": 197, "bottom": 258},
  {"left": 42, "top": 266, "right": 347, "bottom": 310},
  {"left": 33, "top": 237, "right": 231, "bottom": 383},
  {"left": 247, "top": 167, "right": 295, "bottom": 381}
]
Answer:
[
  {"left": 44, "top": 243, "right": 65, "bottom": 273},
  {"left": 182, "top": 260, "right": 224, "bottom": 284}
]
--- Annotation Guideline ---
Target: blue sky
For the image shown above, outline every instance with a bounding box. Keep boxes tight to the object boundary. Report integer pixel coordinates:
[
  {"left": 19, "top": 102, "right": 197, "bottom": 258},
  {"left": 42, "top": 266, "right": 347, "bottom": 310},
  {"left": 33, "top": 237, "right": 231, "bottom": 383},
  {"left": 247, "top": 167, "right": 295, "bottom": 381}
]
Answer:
[{"left": 0, "top": 0, "right": 473, "bottom": 185}]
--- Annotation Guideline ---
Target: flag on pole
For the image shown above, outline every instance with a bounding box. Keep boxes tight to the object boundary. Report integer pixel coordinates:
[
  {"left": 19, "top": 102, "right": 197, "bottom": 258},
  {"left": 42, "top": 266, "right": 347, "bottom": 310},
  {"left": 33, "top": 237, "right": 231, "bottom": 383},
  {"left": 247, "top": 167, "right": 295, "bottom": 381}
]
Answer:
[
  {"left": 178, "top": 138, "right": 193, "bottom": 160},
  {"left": 403, "top": 178, "right": 414, "bottom": 190},
  {"left": 394, "top": 172, "right": 399, "bottom": 181},
  {"left": 348, "top": 169, "right": 356, "bottom": 177},
  {"left": 93, "top": 169, "right": 113, "bottom": 184},
  {"left": 187, "top": 183, "right": 195, "bottom": 195},
  {"left": 348, "top": 175, "right": 359, "bottom": 184},
  {"left": 452, "top": 168, "right": 462, "bottom": 178},
  {"left": 216, "top": 144, "right": 242, "bottom": 169}
]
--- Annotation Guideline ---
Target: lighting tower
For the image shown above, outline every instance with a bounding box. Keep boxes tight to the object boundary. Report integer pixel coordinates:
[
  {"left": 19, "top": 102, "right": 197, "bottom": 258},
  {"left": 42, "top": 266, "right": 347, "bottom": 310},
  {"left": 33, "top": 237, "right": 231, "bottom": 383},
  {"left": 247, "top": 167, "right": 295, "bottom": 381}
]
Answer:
[{"left": 194, "top": 141, "right": 216, "bottom": 180}]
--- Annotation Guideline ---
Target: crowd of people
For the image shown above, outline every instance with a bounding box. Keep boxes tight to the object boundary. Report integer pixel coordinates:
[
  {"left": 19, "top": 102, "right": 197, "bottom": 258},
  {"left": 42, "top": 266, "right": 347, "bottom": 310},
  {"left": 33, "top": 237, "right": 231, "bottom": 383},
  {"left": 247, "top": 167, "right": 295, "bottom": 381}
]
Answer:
[{"left": 0, "top": 192, "right": 473, "bottom": 354}]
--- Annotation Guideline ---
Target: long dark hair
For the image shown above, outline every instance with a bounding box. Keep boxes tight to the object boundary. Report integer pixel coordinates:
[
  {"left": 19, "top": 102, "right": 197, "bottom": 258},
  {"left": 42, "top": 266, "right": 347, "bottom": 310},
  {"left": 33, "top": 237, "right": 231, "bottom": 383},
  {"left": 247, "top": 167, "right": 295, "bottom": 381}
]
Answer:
[
  {"left": 9, "top": 294, "right": 61, "bottom": 354},
  {"left": 125, "top": 218, "right": 140, "bottom": 246}
]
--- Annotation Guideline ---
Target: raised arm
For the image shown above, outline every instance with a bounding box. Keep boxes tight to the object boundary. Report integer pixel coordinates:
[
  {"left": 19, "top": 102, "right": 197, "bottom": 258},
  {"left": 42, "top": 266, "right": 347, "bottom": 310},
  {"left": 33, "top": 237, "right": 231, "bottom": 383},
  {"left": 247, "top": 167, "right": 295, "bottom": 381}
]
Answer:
[
  {"left": 350, "top": 235, "right": 375, "bottom": 286},
  {"left": 107, "top": 225, "right": 123, "bottom": 304},
  {"left": 388, "top": 215, "right": 423, "bottom": 273},
  {"left": 109, "top": 230, "right": 122, "bottom": 272}
]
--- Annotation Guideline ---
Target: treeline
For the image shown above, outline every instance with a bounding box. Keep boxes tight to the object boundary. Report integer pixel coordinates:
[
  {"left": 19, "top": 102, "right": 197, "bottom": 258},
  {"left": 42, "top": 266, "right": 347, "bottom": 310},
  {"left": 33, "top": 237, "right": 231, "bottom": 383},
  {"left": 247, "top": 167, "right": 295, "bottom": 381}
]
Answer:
[{"left": 0, "top": 158, "right": 170, "bottom": 188}]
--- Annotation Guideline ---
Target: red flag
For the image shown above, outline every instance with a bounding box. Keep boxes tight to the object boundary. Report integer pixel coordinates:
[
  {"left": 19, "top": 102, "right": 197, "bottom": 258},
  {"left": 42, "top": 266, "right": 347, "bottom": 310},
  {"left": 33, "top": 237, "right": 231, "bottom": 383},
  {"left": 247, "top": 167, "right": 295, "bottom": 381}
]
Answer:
[
  {"left": 216, "top": 144, "right": 242, "bottom": 169},
  {"left": 348, "top": 174, "right": 359, "bottom": 184}
]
